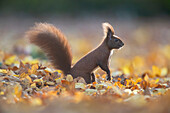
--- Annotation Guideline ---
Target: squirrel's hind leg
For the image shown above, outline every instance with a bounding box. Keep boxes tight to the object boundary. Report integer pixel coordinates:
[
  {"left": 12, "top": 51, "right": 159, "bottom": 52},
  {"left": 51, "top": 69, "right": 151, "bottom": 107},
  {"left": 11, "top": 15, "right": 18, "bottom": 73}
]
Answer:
[
  {"left": 83, "top": 74, "right": 92, "bottom": 84},
  {"left": 83, "top": 73, "right": 95, "bottom": 84},
  {"left": 91, "top": 73, "right": 95, "bottom": 83}
]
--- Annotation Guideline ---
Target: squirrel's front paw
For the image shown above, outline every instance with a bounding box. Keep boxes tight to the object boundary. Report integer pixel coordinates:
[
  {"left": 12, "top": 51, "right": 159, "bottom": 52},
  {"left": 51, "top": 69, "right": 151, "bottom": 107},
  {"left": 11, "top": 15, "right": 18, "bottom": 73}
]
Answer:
[{"left": 106, "top": 76, "right": 111, "bottom": 81}]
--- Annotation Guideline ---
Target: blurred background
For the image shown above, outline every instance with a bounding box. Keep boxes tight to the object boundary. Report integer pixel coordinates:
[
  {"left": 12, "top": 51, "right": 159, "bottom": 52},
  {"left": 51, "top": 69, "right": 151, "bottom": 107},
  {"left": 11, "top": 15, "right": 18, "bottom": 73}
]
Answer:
[{"left": 0, "top": 0, "right": 170, "bottom": 74}]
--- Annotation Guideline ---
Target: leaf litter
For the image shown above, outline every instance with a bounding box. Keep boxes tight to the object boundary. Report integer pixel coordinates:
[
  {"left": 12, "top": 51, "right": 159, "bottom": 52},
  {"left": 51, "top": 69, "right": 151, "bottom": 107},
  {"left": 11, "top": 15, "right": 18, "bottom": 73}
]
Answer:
[{"left": 0, "top": 46, "right": 170, "bottom": 113}]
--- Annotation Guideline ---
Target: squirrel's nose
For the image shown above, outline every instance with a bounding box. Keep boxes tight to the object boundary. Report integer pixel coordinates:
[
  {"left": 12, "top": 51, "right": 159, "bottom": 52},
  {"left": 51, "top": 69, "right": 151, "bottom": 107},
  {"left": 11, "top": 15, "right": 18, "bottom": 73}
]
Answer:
[{"left": 120, "top": 42, "right": 124, "bottom": 47}]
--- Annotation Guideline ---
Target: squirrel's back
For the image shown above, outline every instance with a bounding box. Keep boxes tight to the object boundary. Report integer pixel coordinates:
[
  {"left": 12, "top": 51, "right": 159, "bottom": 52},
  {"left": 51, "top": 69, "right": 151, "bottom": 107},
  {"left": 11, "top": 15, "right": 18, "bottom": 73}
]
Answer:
[{"left": 25, "top": 23, "right": 72, "bottom": 74}]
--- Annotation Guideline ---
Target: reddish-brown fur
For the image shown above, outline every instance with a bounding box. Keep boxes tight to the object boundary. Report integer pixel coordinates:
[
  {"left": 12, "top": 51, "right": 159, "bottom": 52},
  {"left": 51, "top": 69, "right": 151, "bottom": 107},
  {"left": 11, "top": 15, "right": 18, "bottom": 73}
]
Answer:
[
  {"left": 26, "top": 22, "right": 124, "bottom": 84},
  {"left": 70, "top": 38, "right": 111, "bottom": 83},
  {"left": 25, "top": 23, "right": 72, "bottom": 74}
]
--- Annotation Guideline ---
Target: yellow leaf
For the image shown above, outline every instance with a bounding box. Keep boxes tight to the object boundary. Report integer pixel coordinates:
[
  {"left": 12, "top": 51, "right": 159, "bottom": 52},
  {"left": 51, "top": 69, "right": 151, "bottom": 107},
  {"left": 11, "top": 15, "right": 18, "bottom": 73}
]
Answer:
[
  {"left": 77, "top": 77, "right": 87, "bottom": 84},
  {"left": 46, "top": 81, "right": 55, "bottom": 86},
  {"left": 152, "top": 65, "right": 161, "bottom": 76},
  {"left": 125, "top": 79, "right": 130, "bottom": 86},
  {"left": 0, "top": 91, "right": 4, "bottom": 95},
  {"left": 13, "top": 75, "right": 19, "bottom": 77},
  {"left": 33, "top": 79, "right": 43, "bottom": 83},
  {"left": 33, "top": 79, "right": 43, "bottom": 88},
  {"left": 26, "top": 76, "right": 32, "bottom": 83},
  {"left": 144, "top": 74, "right": 149, "bottom": 82},
  {"left": 5, "top": 55, "right": 16, "bottom": 65},
  {"left": 161, "top": 67, "right": 168, "bottom": 77},
  {"left": 20, "top": 73, "right": 28, "bottom": 78},
  {"left": 150, "top": 80, "right": 158, "bottom": 88},
  {"left": 75, "top": 83, "right": 86, "bottom": 89},
  {"left": 66, "top": 74, "right": 73, "bottom": 82},
  {"left": 0, "top": 69, "right": 7, "bottom": 74},
  {"left": 135, "top": 78, "right": 142, "bottom": 85},
  {"left": 95, "top": 84, "right": 104, "bottom": 90},
  {"left": 55, "top": 77, "right": 61, "bottom": 84},
  {"left": 107, "top": 86, "right": 113, "bottom": 89},
  {"left": 44, "top": 67, "right": 53, "bottom": 73},
  {"left": 56, "top": 70, "right": 63, "bottom": 74},
  {"left": 31, "top": 64, "right": 39, "bottom": 74},
  {"left": 14, "top": 83, "right": 22, "bottom": 98},
  {"left": 95, "top": 74, "right": 100, "bottom": 78},
  {"left": 31, "top": 83, "right": 36, "bottom": 88},
  {"left": 123, "top": 66, "right": 130, "bottom": 75},
  {"left": 85, "top": 89, "right": 97, "bottom": 95},
  {"left": 122, "top": 65, "right": 133, "bottom": 75},
  {"left": 102, "top": 74, "right": 106, "bottom": 79},
  {"left": 155, "top": 78, "right": 159, "bottom": 83}
]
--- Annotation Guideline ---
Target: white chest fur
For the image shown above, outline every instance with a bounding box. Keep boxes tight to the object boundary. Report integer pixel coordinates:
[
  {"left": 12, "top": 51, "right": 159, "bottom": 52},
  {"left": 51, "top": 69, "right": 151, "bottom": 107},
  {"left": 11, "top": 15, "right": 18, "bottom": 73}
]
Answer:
[
  {"left": 108, "top": 49, "right": 114, "bottom": 63},
  {"left": 110, "top": 49, "right": 114, "bottom": 57}
]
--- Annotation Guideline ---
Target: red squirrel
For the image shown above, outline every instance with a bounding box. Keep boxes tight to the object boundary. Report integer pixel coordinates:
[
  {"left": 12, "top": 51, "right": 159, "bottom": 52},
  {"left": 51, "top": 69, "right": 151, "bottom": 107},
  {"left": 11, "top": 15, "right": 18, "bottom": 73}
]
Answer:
[{"left": 26, "top": 22, "right": 124, "bottom": 84}]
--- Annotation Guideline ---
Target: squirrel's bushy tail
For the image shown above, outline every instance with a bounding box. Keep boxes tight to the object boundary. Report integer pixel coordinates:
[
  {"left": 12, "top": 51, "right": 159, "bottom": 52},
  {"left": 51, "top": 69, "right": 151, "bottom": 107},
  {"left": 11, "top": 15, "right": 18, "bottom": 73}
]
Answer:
[{"left": 26, "top": 23, "right": 72, "bottom": 74}]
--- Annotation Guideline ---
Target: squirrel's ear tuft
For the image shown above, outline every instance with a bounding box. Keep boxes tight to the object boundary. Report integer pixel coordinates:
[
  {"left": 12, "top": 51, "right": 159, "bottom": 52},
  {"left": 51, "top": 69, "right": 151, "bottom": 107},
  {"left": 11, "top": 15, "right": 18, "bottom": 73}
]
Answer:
[{"left": 102, "top": 22, "right": 115, "bottom": 37}]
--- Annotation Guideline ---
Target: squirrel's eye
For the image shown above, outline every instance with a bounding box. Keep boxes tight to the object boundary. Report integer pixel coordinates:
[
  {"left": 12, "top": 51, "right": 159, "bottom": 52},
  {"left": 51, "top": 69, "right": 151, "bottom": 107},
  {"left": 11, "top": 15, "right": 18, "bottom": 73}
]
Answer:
[{"left": 114, "top": 38, "right": 119, "bottom": 42}]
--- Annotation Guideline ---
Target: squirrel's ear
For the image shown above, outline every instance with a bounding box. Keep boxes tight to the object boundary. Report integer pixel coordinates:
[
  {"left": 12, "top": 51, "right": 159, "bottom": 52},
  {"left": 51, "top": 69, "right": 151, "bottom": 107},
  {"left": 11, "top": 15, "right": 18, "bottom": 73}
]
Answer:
[{"left": 102, "top": 22, "right": 115, "bottom": 38}]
